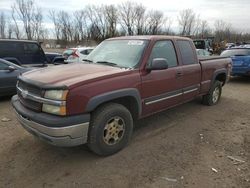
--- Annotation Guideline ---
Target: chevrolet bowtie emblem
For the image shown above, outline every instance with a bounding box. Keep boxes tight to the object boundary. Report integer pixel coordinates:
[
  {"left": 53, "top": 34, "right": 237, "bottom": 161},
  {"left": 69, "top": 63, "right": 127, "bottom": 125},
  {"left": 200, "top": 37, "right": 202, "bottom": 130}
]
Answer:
[{"left": 21, "top": 90, "right": 28, "bottom": 98}]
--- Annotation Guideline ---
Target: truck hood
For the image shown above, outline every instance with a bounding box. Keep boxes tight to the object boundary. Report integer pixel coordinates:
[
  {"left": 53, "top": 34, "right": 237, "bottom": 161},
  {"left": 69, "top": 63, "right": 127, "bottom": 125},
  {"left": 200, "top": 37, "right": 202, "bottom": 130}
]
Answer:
[{"left": 22, "top": 63, "right": 129, "bottom": 88}]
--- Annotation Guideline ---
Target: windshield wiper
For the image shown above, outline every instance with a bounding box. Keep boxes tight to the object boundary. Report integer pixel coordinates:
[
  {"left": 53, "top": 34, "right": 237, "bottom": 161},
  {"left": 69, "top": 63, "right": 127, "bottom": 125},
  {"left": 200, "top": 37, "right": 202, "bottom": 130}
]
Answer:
[
  {"left": 95, "top": 61, "right": 118, "bottom": 67},
  {"left": 82, "top": 59, "right": 93, "bottom": 63}
]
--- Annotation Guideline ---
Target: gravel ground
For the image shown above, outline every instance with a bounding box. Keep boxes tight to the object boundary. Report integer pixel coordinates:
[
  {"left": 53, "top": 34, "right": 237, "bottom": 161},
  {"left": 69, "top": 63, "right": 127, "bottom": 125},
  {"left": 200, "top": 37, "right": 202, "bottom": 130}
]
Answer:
[{"left": 0, "top": 77, "right": 249, "bottom": 188}]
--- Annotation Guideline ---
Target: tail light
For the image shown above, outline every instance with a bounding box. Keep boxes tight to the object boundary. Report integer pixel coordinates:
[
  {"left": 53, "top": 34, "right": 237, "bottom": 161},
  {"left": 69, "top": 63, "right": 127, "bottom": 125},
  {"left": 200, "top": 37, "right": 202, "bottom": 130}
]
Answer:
[{"left": 72, "top": 50, "right": 79, "bottom": 58}]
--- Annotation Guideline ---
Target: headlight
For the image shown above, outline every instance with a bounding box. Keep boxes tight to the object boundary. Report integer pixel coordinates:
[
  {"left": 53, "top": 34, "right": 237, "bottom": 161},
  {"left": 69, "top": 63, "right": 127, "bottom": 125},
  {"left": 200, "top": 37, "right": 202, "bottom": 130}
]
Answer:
[
  {"left": 43, "top": 89, "right": 68, "bottom": 115},
  {"left": 44, "top": 90, "right": 68, "bottom": 100},
  {"left": 42, "top": 104, "right": 66, "bottom": 115}
]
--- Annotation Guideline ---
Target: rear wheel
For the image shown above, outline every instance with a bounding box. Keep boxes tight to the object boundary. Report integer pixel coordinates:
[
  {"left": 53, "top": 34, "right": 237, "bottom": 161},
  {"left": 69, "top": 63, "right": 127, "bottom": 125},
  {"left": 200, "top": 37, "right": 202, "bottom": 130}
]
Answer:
[
  {"left": 87, "top": 103, "right": 133, "bottom": 156},
  {"left": 202, "top": 81, "right": 222, "bottom": 106}
]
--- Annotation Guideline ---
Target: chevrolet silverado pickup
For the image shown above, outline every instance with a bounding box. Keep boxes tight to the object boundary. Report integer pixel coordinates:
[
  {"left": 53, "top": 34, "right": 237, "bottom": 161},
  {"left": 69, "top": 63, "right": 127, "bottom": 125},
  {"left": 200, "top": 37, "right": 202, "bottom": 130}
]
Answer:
[{"left": 12, "top": 36, "right": 232, "bottom": 156}]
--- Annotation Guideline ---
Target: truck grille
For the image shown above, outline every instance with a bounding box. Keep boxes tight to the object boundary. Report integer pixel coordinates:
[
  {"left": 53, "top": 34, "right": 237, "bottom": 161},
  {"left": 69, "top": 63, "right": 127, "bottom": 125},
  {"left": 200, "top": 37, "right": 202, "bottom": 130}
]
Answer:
[{"left": 17, "top": 79, "right": 43, "bottom": 112}]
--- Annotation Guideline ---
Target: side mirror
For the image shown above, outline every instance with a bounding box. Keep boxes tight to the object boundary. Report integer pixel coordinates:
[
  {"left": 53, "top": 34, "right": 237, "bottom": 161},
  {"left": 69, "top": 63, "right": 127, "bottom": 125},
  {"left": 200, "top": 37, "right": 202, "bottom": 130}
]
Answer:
[
  {"left": 7, "top": 66, "right": 16, "bottom": 72},
  {"left": 147, "top": 58, "right": 168, "bottom": 71}
]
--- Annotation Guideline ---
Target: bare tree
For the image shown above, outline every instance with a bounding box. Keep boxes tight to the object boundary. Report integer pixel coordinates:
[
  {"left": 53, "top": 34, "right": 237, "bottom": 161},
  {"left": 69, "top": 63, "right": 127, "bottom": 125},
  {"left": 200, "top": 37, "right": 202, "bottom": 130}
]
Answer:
[
  {"left": 40, "top": 28, "right": 49, "bottom": 41},
  {"left": 0, "top": 12, "right": 6, "bottom": 38},
  {"left": 85, "top": 5, "right": 109, "bottom": 41},
  {"left": 146, "top": 10, "right": 166, "bottom": 35},
  {"left": 11, "top": 6, "right": 21, "bottom": 39},
  {"left": 57, "top": 11, "right": 74, "bottom": 43},
  {"left": 12, "top": 0, "right": 44, "bottom": 40},
  {"left": 162, "top": 18, "right": 173, "bottom": 35},
  {"left": 12, "top": 0, "right": 35, "bottom": 39},
  {"left": 74, "top": 10, "right": 87, "bottom": 41},
  {"left": 134, "top": 4, "right": 147, "bottom": 35},
  {"left": 104, "top": 5, "right": 118, "bottom": 38},
  {"left": 32, "top": 7, "right": 43, "bottom": 40},
  {"left": 178, "top": 9, "right": 196, "bottom": 36},
  {"left": 49, "top": 10, "right": 61, "bottom": 41},
  {"left": 199, "top": 20, "right": 211, "bottom": 38},
  {"left": 118, "top": 1, "right": 137, "bottom": 35},
  {"left": 214, "top": 20, "right": 232, "bottom": 42}
]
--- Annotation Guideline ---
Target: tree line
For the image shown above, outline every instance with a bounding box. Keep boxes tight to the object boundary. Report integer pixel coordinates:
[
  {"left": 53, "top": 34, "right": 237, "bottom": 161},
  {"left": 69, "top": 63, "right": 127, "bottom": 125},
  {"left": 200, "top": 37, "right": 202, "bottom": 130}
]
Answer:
[{"left": 0, "top": 0, "right": 250, "bottom": 46}]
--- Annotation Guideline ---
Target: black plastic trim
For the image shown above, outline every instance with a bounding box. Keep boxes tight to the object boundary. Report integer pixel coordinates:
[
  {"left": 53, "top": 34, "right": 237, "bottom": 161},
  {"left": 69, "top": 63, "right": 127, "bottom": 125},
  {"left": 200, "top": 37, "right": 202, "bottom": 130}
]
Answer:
[
  {"left": 85, "top": 88, "right": 142, "bottom": 115},
  {"left": 212, "top": 68, "right": 227, "bottom": 84},
  {"left": 18, "top": 76, "right": 68, "bottom": 90}
]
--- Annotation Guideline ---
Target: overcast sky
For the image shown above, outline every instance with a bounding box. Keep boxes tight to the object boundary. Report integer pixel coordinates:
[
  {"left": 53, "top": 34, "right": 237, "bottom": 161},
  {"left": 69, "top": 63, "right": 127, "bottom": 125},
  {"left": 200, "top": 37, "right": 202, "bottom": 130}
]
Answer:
[{"left": 1, "top": 0, "right": 250, "bottom": 32}]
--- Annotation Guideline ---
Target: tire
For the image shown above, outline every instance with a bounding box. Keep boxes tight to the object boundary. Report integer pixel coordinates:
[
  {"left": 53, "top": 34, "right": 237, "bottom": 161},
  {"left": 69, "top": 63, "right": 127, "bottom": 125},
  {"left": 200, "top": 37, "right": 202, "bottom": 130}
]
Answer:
[
  {"left": 202, "top": 81, "right": 222, "bottom": 106},
  {"left": 87, "top": 103, "right": 133, "bottom": 156}
]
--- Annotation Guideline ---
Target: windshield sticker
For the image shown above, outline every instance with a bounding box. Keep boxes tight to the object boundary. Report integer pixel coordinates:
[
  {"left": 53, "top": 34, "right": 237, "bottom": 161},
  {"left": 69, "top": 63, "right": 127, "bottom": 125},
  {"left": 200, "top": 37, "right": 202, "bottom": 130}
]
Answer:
[{"left": 128, "top": 40, "right": 144, "bottom": 45}]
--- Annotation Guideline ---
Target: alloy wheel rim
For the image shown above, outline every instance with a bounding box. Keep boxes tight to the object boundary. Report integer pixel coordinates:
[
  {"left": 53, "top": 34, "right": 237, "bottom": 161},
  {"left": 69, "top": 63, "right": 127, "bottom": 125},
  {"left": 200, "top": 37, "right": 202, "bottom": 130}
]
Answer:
[
  {"left": 212, "top": 87, "right": 220, "bottom": 103},
  {"left": 103, "top": 117, "right": 125, "bottom": 145}
]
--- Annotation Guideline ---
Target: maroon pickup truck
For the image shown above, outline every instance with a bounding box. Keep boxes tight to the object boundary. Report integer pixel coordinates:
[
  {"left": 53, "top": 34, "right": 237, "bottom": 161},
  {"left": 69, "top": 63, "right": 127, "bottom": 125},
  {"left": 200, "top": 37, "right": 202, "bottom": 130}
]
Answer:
[{"left": 12, "top": 36, "right": 232, "bottom": 156}]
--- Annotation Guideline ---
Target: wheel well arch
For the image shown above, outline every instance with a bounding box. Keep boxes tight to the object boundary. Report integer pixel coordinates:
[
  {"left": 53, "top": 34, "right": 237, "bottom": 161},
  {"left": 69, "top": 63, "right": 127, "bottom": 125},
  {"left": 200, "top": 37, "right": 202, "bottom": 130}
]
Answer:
[
  {"left": 99, "top": 96, "right": 140, "bottom": 120},
  {"left": 215, "top": 72, "right": 227, "bottom": 86},
  {"left": 85, "top": 88, "right": 141, "bottom": 120}
]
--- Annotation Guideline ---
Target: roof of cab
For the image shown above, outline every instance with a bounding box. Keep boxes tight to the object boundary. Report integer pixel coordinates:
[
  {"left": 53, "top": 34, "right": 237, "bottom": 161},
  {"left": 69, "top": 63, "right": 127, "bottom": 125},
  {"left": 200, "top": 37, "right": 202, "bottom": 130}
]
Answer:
[
  {"left": 0, "top": 39, "right": 39, "bottom": 43},
  {"left": 106, "top": 35, "right": 191, "bottom": 41}
]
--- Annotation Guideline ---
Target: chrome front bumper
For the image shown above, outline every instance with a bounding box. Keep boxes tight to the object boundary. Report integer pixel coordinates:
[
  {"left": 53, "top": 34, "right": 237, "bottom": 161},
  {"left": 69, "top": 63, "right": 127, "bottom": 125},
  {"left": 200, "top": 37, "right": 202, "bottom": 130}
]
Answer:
[{"left": 15, "top": 110, "right": 89, "bottom": 147}]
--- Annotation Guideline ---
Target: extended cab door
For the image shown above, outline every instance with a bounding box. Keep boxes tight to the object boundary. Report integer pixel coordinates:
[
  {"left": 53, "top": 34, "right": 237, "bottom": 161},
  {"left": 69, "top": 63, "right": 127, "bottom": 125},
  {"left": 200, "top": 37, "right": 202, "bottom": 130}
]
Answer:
[
  {"left": 141, "top": 40, "right": 183, "bottom": 116},
  {"left": 176, "top": 40, "right": 201, "bottom": 102}
]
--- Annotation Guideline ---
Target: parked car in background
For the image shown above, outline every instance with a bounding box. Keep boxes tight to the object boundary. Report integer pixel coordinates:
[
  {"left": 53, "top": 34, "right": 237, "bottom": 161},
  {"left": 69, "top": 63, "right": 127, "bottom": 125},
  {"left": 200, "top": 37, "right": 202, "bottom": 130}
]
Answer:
[
  {"left": 0, "top": 39, "right": 47, "bottom": 67},
  {"left": 221, "top": 48, "right": 250, "bottom": 76},
  {"left": 63, "top": 47, "right": 94, "bottom": 63},
  {"left": 225, "top": 43, "right": 235, "bottom": 49},
  {"left": 243, "top": 44, "right": 250, "bottom": 48},
  {"left": 0, "top": 59, "right": 32, "bottom": 97},
  {"left": 196, "top": 49, "right": 211, "bottom": 57},
  {"left": 45, "top": 52, "right": 65, "bottom": 65},
  {"left": 193, "top": 39, "right": 213, "bottom": 53},
  {"left": 12, "top": 36, "right": 232, "bottom": 156}
]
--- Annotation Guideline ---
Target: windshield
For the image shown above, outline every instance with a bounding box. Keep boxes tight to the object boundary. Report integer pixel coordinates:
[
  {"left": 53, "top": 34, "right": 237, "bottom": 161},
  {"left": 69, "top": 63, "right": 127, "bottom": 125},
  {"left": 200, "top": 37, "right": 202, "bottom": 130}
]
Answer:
[
  {"left": 85, "top": 40, "right": 148, "bottom": 68},
  {"left": 220, "top": 49, "right": 250, "bottom": 57}
]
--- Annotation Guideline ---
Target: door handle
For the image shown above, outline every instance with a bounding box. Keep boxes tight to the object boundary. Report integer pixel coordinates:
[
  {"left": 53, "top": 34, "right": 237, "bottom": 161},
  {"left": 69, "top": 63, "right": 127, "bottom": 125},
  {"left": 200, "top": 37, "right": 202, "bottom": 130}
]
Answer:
[{"left": 176, "top": 72, "right": 183, "bottom": 78}]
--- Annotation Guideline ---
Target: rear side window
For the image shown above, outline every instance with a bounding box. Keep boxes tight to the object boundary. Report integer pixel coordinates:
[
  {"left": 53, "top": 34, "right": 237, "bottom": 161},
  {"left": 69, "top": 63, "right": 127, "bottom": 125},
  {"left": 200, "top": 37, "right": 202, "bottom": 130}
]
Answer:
[
  {"left": 148, "top": 40, "right": 178, "bottom": 67},
  {"left": 80, "top": 49, "right": 93, "bottom": 55},
  {"left": 177, "top": 40, "right": 197, "bottom": 65},
  {"left": 24, "top": 43, "right": 40, "bottom": 54},
  {"left": 80, "top": 50, "right": 88, "bottom": 55},
  {"left": 87, "top": 49, "right": 93, "bottom": 55}
]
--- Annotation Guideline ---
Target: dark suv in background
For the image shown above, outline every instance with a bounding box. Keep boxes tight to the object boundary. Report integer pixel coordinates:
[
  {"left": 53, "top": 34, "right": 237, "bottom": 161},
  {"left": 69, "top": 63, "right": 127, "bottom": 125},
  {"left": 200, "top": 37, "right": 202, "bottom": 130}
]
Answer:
[{"left": 0, "top": 39, "right": 47, "bottom": 67}]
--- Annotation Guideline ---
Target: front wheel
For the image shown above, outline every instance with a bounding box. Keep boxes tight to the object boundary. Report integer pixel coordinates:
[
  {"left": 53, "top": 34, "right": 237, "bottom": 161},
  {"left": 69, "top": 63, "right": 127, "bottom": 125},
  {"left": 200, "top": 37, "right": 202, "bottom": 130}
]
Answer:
[
  {"left": 202, "top": 81, "right": 222, "bottom": 106},
  {"left": 87, "top": 103, "right": 133, "bottom": 156}
]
